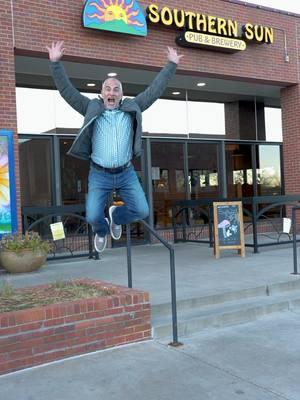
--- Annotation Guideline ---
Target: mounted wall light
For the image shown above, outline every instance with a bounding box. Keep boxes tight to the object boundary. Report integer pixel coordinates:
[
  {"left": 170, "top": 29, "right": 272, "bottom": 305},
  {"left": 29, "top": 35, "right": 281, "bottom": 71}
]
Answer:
[
  {"left": 87, "top": 83, "right": 96, "bottom": 87},
  {"left": 172, "top": 91, "right": 181, "bottom": 95},
  {"left": 197, "top": 82, "right": 206, "bottom": 87},
  {"left": 107, "top": 72, "right": 117, "bottom": 77}
]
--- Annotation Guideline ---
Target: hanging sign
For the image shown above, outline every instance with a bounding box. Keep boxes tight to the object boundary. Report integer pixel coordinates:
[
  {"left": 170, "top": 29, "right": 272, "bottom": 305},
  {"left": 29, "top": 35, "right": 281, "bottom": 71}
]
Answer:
[
  {"left": 83, "top": 0, "right": 147, "bottom": 36},
  {"left": 146, "top": 4, "right": 274, "bottom": 53}
]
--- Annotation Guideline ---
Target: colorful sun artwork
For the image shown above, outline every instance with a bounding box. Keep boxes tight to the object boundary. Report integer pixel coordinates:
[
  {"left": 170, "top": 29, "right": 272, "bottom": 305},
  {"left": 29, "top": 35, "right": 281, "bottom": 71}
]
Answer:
[
  {"left": 83, "top": 0, "right": 147, "bottom": 36},
  {"left": 0, "top": 136, "right": 12, "bottom": 234}
]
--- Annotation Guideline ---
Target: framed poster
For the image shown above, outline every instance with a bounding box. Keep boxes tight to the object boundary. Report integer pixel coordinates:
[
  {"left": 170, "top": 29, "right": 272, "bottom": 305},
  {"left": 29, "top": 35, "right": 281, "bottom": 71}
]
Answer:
[
  {"left": 0, "top": 130, "right": 17, "bottom": 236},
  {"left": 213, "top": 201, "right": 245, "bottom": 258}
]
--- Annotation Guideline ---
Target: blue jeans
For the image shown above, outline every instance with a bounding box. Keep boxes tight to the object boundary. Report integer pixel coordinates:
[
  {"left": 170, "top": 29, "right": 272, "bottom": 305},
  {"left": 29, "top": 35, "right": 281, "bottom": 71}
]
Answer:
[{"left": 86, "top": 164, "right": 149, "bottom": 236}]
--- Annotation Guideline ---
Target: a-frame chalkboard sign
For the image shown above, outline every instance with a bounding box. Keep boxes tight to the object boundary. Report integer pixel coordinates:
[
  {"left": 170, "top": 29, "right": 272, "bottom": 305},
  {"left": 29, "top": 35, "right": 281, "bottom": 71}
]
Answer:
[{"left": 213, "top": 201, "right": 245, "bottom": 259}]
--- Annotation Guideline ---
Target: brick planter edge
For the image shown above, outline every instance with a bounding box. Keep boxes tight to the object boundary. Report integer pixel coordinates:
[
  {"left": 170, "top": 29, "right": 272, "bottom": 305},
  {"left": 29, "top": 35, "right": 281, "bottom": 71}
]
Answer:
[{"left": 0, "top": 279, "right": 151, "bottom": 375}]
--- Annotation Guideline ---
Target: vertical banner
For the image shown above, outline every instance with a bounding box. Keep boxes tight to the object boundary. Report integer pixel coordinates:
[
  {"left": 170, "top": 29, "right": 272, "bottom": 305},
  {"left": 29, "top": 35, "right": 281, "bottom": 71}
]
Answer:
[{"left": 0, "top": 130, "right": 17, "bottom": 236}]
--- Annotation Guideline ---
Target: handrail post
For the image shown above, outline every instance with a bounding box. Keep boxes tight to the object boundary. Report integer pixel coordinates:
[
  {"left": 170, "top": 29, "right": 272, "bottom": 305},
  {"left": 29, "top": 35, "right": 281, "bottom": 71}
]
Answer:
[
  {"left": 126, "top": 224, "right": 133, "bottom": 288},
  {"left": 88, "top": 225, "right": 99, "bottom": 260},
  {"left": 292, "top": 207, "right": 300, "bottom": 275},
  {"left": 252, "top": 199, "right": 259, "bottom": 253},
  {"left": 169, "top": 247, "right": 179, "bottom": 344},
  {"left": 172, "top": 206, "right": 178, "bottom": 243},
  {"left": 208, "top": 205, "right": 213, "bottom": 248}
]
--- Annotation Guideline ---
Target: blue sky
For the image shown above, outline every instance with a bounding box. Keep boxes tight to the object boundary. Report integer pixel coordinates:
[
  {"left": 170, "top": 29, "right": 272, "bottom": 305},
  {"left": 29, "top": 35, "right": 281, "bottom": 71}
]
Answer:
[{"left": 242, "top": 0, "right": 300, "bottom": 13}]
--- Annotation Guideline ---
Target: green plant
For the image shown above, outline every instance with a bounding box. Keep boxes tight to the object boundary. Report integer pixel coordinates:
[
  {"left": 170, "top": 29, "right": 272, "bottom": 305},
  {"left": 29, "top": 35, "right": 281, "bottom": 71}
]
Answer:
[
  {"left": 0, "top": 280, "right": 15, "bottom": 297},
  {"left": 0, "top": 231, "right": 50, "bottom": 255}
]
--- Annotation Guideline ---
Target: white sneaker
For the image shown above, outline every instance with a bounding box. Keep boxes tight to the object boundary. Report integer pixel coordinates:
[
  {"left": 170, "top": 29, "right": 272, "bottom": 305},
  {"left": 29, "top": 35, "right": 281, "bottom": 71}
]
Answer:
[
  {"left": 109, "top": 205, "right": 122, "bottom": 240},
  {"left": 94, "top": 234, "right": 107, "bottom": 253},
  {"left": 94, "top": 218, "right": 109, "bottom": 253}
]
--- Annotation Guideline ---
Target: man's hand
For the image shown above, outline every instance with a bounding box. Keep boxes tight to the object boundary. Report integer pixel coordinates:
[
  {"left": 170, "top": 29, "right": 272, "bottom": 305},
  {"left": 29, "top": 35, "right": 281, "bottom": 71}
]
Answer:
[
  {"left": 46, "top": 41, "right": 65, "bottom": 62},
  {"left": 166, "top": 46, "right": 184, "bottom": 65}
]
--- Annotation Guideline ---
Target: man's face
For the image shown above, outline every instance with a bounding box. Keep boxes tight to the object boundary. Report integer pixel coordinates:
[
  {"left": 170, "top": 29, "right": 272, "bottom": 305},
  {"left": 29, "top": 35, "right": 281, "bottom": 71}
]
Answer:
[{"left": 101, "top": 78, "right": 123, "bottom": 110}]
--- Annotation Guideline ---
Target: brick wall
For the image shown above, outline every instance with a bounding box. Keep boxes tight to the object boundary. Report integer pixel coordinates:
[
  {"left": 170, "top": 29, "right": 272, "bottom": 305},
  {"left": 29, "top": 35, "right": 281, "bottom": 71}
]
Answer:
[
  {"left": 0, "top": 0, "right": 21, "bottom": 227},
  {"left": 0, "top": 280, "right": 151, "bottom": 375},
  {"left": 281, "top": 84, "right": 300, "bottom": 194},
  {"left": 11, "top": 0, "right": 299, "bottom": 84}
]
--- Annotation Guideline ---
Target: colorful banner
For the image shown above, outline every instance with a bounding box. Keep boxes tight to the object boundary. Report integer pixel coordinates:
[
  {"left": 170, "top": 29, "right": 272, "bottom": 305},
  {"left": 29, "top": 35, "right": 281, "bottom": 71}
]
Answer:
[{"left": 0, "top": 130, "right": 17, "bottom": 236}]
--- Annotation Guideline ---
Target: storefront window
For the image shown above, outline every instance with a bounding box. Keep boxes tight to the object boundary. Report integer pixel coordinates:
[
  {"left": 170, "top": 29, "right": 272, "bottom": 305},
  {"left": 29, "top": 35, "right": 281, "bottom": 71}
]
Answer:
[
  {"left": 151, "top": 142, "right": 185, "bottom": 228},
  {"left": 16, "top": 88, "right": 92, "bottom": 134},
  {"left": 187, "top": 142, "right": 219, "bottom": 224},
  {"left": 60, "top": 139, "right": 89, "bottom": 205},
  {"left": 187, "top": 101, "right": 225, "bottom": 135},
  {"left": 265, "top": 107, "right": 282, "bottom": 142},
  {"left": 256, "top": 145, "right": 282, "bottom": 196},
  {"left": 188, "top": 142, "right": 219, "bottom": 199},
  {"left": 225, "top": 144, "right": 253, "bottom": 198},
  {"left": 19, "top": 137, "right": 53, "bottom": 206}
]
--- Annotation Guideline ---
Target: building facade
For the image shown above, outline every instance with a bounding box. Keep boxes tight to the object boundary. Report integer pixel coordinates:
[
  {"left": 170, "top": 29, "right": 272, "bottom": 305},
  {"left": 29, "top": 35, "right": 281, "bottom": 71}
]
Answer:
[{"left": 1, "top": 0, "right": 300, "bottom": 241}]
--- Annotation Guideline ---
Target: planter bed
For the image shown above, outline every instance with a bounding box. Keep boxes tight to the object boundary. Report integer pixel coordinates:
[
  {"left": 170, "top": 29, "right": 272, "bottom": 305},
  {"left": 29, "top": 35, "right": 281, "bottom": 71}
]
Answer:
[{"left": 0, "top": 279, "right": 151, "bottom": 375}]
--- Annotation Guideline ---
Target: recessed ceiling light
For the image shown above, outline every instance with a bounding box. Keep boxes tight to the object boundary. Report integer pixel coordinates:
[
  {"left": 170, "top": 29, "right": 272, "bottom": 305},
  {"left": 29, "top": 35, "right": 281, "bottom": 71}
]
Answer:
[
  {"left": 172, "top": 91, "right": 181, "bottom": 95},
  {"left": 87, "top": 83, "right": 96, "bottom": 87},
  {"left": 107, "top": 72, "right": 117, "bottom": 77},
  {"left": 197, "top": 82, "right": 206, "bottom": 87}
]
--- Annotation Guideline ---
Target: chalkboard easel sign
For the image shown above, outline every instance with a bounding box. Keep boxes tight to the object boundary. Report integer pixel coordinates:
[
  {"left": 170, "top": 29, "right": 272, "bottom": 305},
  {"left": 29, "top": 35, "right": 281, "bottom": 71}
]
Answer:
[{"left": 213, "top": 201, "right": 245, "bottom": 259}]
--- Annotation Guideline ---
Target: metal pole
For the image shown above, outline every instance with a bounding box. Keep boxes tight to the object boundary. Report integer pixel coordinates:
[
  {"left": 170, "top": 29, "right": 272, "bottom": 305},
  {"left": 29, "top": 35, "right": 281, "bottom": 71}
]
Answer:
[
  {"left": 208, "top": 205, "right": 213, "bottom": 248},
  {"left": 126, "top": 224, "right": 132, "bottom": 288},
  {"left": 252, "top": 199, "right": 259, "bottom": 253},
  {"left": 88, "top": 224, "right": 99, "bottom": 260},
  {"left": 292, "top": 208, "right": 298, "bottom": 275},
  {"left": 169, "top": 247, "right": 179, "bottom": 345}
]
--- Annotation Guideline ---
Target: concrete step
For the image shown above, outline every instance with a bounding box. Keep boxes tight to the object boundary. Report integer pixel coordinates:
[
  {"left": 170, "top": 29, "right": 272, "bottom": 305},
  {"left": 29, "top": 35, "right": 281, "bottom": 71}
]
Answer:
[
  {"left": 152, "top": 278, "right": 300, "bottom": 318},
  {"left": 152, "top": 279, "right": 300, "bottom": 339}
]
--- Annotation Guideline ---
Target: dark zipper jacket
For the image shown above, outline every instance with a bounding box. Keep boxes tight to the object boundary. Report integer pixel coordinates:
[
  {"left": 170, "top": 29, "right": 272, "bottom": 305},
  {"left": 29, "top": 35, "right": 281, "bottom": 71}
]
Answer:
[{"left": 49, "top": 61, "right": 177, "bottom": 161}]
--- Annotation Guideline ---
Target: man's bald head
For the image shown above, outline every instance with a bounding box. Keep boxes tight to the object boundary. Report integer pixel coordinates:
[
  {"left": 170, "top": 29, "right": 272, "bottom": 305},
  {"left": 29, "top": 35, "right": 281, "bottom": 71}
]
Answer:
[{"left": 101, "top": 78, "right": 123, "bottom": 110}]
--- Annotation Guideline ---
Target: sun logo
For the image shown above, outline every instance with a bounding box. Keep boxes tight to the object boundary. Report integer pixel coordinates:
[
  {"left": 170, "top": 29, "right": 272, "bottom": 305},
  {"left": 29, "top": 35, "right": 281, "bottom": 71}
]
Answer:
[
  {"left": 83, "top": 0, "right": 147, "bottom": 37},
  {"left": 0, "top": 154, "right": 9, "bottom": 206}
]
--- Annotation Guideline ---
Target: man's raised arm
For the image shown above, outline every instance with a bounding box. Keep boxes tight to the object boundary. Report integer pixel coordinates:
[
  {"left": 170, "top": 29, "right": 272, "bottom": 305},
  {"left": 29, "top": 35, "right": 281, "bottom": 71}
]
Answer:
[
  {"left": 47, "top": 40, "right": 90, "bottom": 116},
  {"left": 134, "top": 46, "right": 184, "bottom": 111}
]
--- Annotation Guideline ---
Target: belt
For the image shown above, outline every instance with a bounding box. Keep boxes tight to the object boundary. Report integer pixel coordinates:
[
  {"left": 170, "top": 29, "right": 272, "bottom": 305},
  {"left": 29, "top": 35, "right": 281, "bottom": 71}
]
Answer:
[{"left": 91, "top": 160, "right": 131, "bottom": 174}]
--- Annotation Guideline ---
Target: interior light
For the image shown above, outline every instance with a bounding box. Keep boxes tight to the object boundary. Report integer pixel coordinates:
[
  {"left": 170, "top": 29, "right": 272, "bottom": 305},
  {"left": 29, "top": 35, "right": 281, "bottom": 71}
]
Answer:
[
  {"left": 172, "top": 91, "right": 181, "bottom": 95},
  {"left": 197, "top": 82, "right": 206, "bottom": 87},
  {"left": 107, "top": 72, "right": 117, "bottom": 77},
  {"left": 87, "top": 83, "right": 96, "bottom": 87}
]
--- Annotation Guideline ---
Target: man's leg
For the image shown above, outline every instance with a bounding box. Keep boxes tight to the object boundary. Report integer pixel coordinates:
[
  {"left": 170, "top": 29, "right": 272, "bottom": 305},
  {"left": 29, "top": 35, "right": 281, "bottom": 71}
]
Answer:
[
  {"left": 86, "top": 168, "right": 113, "bottom": 251},
  {"left": 112, "top": 166, "right": 149, "bottom": 226}
]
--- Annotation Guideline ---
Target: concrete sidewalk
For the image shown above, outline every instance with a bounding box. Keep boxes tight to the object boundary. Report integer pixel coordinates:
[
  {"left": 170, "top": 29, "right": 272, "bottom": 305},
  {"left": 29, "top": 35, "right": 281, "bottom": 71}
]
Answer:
[
  {"left": 1, "top": 242, "right": 300, "bottom": 399},
  {"left": 0, "top": 310, "right": 299, "bottom": 400},
  {"left": 1, "top": 242, "right": 299, "bottom": 305}
]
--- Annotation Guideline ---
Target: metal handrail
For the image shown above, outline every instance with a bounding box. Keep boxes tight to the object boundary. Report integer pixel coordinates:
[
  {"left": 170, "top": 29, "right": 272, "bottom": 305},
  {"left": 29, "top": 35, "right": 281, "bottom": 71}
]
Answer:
[
  {"left": 23, "top": 205, "right": 98, "bottom": 260},
  {"left": 172, "top": 195, "right": 300, "bottom": 253},
  {"left": 292, "top": 207, "right": 300, "bottom": 275},
  {"left": 125, "top": 220, "right": 182, "bottom": 347}
]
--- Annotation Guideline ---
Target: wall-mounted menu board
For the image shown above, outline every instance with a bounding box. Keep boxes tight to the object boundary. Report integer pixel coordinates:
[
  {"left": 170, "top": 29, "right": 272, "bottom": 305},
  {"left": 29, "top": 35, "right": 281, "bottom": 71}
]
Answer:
[{"left": 213, "top": 201, "right": 245, "bottom": 258}]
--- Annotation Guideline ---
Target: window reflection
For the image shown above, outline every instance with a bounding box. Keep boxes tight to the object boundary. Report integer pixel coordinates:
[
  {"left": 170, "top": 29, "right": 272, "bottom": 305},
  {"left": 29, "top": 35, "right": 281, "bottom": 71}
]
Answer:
[
  {"left": 151, "top": 142, "right": 185, "bottom": 228},
  {"left": 256, "top": 145, "right": 282, "bottom": 196},
  {"left": 60, "top": 139, "right": 89, "bottom": 205},
  {"left": 226, "top": 144, "right": 253, "bottom": 198},
  {"left": 188, "top": 143, "right": 219, "bottom": 200},
  {"left": 19, "top": 137, "right": 53, "bottom": 206}
]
